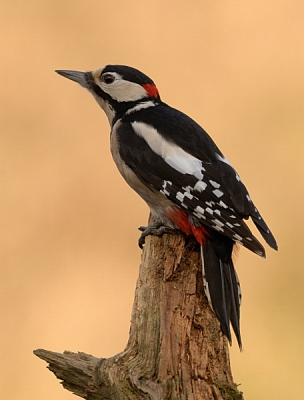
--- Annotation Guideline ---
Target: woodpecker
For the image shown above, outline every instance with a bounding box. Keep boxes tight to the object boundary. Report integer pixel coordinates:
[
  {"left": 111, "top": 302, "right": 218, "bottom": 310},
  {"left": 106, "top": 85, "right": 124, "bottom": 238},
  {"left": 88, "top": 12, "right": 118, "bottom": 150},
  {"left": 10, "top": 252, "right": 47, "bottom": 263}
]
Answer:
[{"left": 56, "top": 65, "right": 278, "bottom": 348}]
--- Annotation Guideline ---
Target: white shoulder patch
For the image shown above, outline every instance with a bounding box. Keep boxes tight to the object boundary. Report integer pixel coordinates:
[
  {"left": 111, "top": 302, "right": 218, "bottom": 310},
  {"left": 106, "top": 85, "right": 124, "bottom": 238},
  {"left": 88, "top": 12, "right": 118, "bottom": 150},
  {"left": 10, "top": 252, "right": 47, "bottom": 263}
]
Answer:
[{"left": 131, "top": 121, "right": 204, "bottom": 179}]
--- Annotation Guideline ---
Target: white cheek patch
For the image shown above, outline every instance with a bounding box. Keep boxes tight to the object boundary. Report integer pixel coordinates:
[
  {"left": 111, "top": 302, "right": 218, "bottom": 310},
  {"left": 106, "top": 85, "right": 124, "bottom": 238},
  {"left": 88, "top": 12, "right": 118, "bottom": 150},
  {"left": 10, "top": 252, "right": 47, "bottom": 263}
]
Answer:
[
  {"left": 132, "top": 122, "right": 204, "bottom": 179},
  {"left": 92, "top": 68, "right": 147, "bottom": 102},
  {"left": 103, "top": 81, "right": 147, "bottom": 102}
]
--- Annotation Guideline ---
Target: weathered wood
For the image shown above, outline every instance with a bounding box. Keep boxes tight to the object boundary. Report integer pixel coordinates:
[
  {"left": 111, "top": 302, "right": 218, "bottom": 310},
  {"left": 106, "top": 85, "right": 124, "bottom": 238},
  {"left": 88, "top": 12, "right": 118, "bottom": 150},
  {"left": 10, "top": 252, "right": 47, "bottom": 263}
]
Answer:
[{"left": 34, "top": 230, "right": 243, "bottom": 399}]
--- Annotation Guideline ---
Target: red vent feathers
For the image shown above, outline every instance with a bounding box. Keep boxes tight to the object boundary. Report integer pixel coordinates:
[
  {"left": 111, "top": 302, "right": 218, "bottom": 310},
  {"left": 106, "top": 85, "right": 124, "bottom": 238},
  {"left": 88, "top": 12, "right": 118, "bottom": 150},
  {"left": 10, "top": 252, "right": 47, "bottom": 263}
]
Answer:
[{"left": 165, "top": 207, "right": 209, "bottom": 245}]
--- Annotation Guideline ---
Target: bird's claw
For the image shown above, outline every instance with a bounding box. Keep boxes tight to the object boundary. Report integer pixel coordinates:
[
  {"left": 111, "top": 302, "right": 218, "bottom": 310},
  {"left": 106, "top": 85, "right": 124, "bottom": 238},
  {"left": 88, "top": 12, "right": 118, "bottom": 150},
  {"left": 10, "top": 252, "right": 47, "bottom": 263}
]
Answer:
[{"left": 138, "top": 220, "right": 175, "bottom": 248}]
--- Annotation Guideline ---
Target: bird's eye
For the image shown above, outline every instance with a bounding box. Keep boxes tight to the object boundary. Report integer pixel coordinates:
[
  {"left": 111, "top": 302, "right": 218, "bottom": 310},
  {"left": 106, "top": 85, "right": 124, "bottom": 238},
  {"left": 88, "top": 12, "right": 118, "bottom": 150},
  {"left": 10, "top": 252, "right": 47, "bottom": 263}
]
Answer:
[{"left": 101, "top": 74, "right": 115, "bottom": 84}]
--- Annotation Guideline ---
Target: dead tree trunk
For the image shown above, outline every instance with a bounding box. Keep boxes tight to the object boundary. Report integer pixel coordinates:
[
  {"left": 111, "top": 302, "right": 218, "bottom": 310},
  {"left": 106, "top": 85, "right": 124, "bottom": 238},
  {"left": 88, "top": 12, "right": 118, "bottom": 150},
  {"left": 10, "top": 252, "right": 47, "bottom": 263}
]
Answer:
[{"left": 34, "top": 228, "right": 243, "bottom": 399}]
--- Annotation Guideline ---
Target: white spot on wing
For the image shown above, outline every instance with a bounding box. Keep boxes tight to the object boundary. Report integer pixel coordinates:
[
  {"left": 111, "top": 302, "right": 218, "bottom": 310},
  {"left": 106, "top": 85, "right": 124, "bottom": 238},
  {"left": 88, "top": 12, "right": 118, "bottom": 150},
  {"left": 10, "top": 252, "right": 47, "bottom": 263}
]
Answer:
[
  {"left": 193, "top": 211, "right": 206, "bottom": 219},
  {"left": 233, "top": 233, "right": 243, "bottom": 241},
  {"left": 212, "top": 189, "right": 224, "bottom": 198},
  {"left": 209, "top": 180, "right": 220, "bottom": 188},
  {"left": 212, "top": 219, "right": 224, "bottom": 227},
  {"left": 160, "top": 180, "right": 172, "bottom": 196},
  {"left": 219, "top": 200, "right": 228, "bottom": 209},
  {"left": 195, "top": 205, "right": 205, "bottom": 215},
  {"left": 194, "top": 180, "right": 207, "bottom": 192},
  {"left": 176, "top": 192, "right": 184, "bottom": 202},
  {"left": 184, "top": 192, "right": 193, "bottom": 200},
  {"left": 246, "top": 194, "right": 252, "bottom": 202},
  {"left": 213, "top": 225, "right": 224, "bottom": 232}
]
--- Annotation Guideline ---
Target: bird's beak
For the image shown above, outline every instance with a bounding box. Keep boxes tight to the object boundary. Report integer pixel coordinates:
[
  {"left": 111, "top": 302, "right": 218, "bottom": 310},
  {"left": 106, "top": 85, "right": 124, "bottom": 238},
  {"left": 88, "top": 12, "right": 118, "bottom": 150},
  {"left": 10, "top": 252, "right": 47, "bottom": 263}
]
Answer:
[{"left": 55, "top": 70, "right": 89, "bottom": 89}]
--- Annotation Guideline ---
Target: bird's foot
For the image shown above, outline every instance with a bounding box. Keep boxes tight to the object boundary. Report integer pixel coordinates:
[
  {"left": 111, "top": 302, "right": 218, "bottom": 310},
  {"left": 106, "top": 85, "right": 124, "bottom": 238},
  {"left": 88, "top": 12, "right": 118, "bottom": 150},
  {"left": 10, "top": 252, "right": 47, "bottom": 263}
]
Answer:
[{"left": 138, "top": 220, "right": 176, "bottom": 249}]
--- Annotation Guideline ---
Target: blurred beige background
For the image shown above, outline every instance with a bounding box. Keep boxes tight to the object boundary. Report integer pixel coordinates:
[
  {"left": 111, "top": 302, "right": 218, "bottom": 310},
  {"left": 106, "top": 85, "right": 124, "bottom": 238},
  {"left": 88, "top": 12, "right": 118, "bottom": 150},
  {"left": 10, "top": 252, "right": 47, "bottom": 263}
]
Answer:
[{"left": 1, "top": 1, "right": 303, "bottom": 399}]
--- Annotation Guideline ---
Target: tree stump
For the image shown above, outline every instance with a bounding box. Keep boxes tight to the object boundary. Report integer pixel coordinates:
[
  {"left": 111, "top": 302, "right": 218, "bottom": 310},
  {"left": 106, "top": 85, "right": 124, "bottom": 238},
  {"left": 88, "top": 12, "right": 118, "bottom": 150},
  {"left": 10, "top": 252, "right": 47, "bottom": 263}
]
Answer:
[{"left": 34, "top": 228, "right": 244, "bottom": 399}]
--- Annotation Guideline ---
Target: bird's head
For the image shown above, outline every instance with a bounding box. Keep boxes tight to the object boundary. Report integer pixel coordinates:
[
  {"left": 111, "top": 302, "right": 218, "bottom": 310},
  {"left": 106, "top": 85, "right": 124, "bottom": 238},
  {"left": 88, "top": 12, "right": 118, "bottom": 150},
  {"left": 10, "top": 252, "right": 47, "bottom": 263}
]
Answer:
[{"left": 56, "top": 65, "right": 160, "bottom": 124}]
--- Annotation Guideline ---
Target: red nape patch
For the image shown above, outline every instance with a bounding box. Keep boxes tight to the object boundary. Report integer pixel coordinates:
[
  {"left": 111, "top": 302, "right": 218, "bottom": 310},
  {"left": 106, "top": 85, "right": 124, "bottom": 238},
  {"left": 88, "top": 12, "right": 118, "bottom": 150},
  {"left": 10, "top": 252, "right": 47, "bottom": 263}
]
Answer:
[
  {"left": 165, "top": 207, "right": 209, "bottom": 245},
  {"left": 143, "top": 83, "right": 159, "bottom": 98}
]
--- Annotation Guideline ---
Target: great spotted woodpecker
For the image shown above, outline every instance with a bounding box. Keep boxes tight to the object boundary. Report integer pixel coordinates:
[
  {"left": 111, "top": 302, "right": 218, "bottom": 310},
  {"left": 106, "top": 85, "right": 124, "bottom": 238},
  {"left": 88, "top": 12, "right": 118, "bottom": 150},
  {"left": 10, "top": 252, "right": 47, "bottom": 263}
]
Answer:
[{"left": 56, "top": 65, "right": 278, "bottom": 348}]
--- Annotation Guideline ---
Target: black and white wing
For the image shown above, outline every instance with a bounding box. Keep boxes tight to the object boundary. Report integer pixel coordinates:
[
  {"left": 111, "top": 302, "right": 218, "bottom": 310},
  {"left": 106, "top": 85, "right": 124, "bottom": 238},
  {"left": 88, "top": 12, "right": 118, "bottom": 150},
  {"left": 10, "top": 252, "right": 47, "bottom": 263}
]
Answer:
[{"left": 118, "top": 104, "right": 278, "bottom": 255}]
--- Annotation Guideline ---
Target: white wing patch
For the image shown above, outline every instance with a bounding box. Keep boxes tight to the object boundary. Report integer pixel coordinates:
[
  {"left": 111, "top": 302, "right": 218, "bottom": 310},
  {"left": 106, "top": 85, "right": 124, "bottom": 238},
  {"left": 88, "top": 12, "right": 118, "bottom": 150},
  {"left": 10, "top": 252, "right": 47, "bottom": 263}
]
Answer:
[
  {"left": 131, "top": 122, "right": 255, "bottom": 252},
  {"left": 194, "top": 180, "right": 207, "bottom": 192},
  {"left": 132, "top": 122, "right": 204, "bottom": 179}
]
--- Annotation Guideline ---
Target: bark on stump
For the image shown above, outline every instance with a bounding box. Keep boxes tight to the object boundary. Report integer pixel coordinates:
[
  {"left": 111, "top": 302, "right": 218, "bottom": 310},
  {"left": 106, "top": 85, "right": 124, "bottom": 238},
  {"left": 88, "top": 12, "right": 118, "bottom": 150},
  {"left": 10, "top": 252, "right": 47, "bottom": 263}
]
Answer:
[{"left": 34, "top": 230, "right": 244, "bottom": 399}]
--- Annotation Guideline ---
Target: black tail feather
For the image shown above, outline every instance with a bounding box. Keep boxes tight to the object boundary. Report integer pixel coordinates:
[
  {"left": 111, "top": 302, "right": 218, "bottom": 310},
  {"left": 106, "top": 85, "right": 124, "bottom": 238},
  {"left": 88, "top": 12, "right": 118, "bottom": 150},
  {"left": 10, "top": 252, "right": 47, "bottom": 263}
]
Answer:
[
  {"left": 251, "top": 211, "right": 278, "bottom": 251},
  {"left": 201, "top": 237, "right": 242, "bottom": 348},
  {"left": 222, "top": 258, "right": 242, "bottom": 347}
]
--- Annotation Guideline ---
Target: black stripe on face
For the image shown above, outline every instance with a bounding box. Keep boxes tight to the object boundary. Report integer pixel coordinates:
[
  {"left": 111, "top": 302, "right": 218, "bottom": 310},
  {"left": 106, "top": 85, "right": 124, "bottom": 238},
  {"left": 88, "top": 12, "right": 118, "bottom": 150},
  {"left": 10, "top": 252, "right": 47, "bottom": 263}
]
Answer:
[
  {"left": 85, "top": 72, "right": 111, "bottom": 101},
  {"left": 86, "top": 72, "right": 148, "bottom": 122}
]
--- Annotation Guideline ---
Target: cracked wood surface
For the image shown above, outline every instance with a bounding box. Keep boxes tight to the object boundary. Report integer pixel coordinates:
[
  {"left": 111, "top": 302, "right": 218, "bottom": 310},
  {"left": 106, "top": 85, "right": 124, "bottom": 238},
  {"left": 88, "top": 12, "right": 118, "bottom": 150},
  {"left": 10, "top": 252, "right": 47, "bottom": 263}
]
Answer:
[{"left": 34, "top": 230, "right": 243, "bottom": 399}]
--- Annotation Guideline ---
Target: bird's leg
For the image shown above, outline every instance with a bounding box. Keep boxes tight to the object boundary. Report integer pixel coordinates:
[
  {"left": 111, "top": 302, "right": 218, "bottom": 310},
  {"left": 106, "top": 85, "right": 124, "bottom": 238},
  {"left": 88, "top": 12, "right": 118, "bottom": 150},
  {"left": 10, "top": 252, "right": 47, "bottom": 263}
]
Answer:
[{"left": 138, "top": 219, "right": 176, "bottom": 249}]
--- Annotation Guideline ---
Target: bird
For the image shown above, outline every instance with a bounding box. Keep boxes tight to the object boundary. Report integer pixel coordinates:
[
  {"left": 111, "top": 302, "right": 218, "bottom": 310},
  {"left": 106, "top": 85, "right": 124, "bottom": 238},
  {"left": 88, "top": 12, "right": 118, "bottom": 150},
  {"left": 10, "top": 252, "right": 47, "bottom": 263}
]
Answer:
[{"left": 56, "top": 65, "right": 278, "bottom": 348}]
